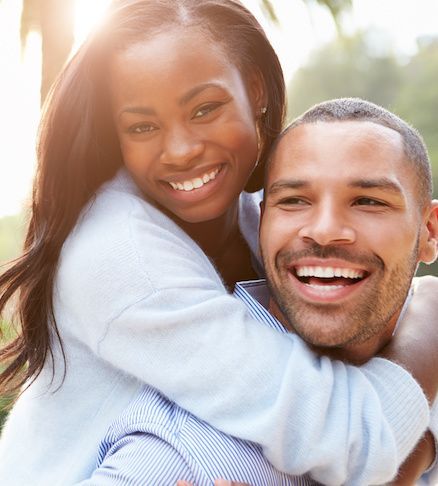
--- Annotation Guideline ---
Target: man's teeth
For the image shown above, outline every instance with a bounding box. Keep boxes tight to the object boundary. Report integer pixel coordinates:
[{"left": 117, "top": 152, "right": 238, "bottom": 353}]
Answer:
[
  {"left": 295, "top": 266, "right": 364, "bottom": 279},
  {"left": 169, "top": 167, "right": 220, "bottom": 192},
  {"left": 308, "top": 284, "right": 346, "bottom": 291}
]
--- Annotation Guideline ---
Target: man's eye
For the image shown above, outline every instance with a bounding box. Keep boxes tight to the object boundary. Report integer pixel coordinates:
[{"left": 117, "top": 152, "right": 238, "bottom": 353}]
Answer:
[
  {"left": 128, "top": 124, "right": 157, "bottom": 134},
  {"left": 278, "top": 197, "right": 309, "bottom": 206},
  {"left": 192, "top": 103, "right": 222, "bottom": 119},
  {"left": 354, "top": 197, "right": 387, "bottom": 207}
]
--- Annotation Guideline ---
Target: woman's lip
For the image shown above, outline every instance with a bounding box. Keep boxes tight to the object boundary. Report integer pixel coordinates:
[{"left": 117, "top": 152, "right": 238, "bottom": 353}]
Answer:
[
  {"left": 161, "top": 163, "right": 224, "bottom": 184},
  {"left": 287, "top": 269, "right": 369, "bottom": 304},
  {"left": 160, "top": 164, "right": 227, "bottom": 202}
]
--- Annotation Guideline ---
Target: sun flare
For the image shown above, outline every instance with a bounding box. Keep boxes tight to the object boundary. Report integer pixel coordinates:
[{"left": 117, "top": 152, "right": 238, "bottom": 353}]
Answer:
[{"left": 74, "top": 0, "right": 112, "bottom": 48}]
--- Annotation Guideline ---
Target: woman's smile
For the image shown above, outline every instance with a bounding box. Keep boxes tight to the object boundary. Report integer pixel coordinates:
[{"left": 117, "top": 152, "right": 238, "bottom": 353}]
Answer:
[
  {"left": 165, "top": 164, "right": 222, "bottom": 192},
  {"left": 160, "top": 163, "right": 227, "bottom": 204}
]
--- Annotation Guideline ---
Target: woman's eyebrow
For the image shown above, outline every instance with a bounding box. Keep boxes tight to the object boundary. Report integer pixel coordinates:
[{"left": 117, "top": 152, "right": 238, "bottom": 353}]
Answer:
[
  {"left": 119, "top": 106, "right": 156, "bottom": 118},
  {"left": 179, "top": 82, "right": 224, "bottom": 106},
  {"left": 118, "top": 82, "right": 225, "bottom": 118}
]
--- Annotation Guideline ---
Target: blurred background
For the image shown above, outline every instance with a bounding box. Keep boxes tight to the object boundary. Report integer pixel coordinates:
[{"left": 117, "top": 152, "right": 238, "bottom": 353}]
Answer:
[{"left": 0, "top": 0, "right": 438, "bottom": 425}]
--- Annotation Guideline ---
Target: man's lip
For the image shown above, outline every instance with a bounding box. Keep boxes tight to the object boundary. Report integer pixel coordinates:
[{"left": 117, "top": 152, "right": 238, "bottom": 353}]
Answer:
[
  {"left": 286, "top": 268, "right": 370, "bottom": 304},
  {"left": 284, "top": 257, "right": 372, "bottom": 304},
  {"left": 287, "top": 258, "right": 368, "bottom": 273},
  {"left": 161, "top": 163, "right": 224, "bottom": 184}
]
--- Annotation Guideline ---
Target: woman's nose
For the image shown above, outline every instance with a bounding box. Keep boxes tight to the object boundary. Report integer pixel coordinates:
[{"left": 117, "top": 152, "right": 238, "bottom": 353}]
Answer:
[{"left": 160, "top": 125, "right": 205, "bottom": 167}]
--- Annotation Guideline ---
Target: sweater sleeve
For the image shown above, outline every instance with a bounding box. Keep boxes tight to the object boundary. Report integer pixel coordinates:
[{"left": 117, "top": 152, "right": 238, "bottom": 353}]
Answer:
[{"left": 54, "top": 186, "right": 430, "bottom": 486}]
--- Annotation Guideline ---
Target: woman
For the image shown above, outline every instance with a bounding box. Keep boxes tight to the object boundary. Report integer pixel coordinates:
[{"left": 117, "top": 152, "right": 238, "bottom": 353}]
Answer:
[{"left": 0, "top": 1, "right": 436, "bottom": 484}]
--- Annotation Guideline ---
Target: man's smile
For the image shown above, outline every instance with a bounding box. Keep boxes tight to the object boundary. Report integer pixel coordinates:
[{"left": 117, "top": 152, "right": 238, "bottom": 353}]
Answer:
[{"left": 285, "top": 259, "right": 371, "bottom": 304}]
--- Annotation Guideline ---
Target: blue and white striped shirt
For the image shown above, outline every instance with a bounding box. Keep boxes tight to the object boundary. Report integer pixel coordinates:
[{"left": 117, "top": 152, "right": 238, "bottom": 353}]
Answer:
[{"left": 80, "top": 280, "right": 316, "bottom": 486}]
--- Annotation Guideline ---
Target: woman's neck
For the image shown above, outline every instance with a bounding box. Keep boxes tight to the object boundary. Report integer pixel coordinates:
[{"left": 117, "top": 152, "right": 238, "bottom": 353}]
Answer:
[
  {"left": 172, "top": 201, "right": 258, "bottom": 289},
  {"left": 178, "top": 203, "right": 240, "bottom": 258}
]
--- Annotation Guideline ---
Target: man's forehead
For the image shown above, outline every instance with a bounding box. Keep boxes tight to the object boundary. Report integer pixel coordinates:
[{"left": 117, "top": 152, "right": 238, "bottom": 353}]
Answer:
[
  {"left": 276, "top": 120, "right": 403, "bottom": 157},
  {"left": 267, "top": 120, "right": 407, "bottom": 182}
]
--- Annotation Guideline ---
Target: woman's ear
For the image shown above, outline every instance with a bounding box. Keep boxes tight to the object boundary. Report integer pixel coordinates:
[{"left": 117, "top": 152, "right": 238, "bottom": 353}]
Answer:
[
  {"left": 247, "top": 69, "right": 267, "bottom": 116},
  {"left": 418, "top": 200, "right": 438, "bottom": 264}
]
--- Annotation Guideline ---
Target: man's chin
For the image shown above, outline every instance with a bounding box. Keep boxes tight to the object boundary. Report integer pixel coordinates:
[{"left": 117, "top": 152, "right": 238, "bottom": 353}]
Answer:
[
  {"left": 292, "top": 322, "right": 356, "bottom": 349},
  {"left": 285, "top": 306, "right": 365, "bottom": 348}
]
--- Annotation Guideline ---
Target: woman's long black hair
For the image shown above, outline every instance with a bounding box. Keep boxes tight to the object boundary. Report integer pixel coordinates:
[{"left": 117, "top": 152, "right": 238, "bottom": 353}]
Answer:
[{"left": 0, "top": 0, "right": 285, "bottom": 393}]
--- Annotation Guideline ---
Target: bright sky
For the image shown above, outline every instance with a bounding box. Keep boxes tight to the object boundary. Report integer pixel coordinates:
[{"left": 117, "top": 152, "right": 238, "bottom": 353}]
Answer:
[{"left": 0, "top": 0, "right": 437, "bottom": 217}]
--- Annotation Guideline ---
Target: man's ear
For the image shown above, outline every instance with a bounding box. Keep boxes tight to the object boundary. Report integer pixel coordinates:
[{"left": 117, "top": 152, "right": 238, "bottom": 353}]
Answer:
[
  {"left": 418, "top": 200, "right": 438, "bottom": 264},
  {"left": 258, "top": 200, "right": 265, "bottom": 239}
]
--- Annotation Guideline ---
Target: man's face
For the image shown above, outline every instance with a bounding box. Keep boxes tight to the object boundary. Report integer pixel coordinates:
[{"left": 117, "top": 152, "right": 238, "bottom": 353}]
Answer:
[{"left": 260, "top": 121, "right": 434, "bottom": 351}]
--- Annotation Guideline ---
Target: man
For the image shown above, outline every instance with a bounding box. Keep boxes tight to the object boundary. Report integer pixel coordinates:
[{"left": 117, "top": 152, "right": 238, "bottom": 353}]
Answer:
[
  {"left": 261, "top": 97, "right": 438, "bottom": 365},
  {"left": 259, "top": 97, "right": 438, "bottom": 483},
  {"left": 81, "top": 99, "right": 438, "bottom": 485}
]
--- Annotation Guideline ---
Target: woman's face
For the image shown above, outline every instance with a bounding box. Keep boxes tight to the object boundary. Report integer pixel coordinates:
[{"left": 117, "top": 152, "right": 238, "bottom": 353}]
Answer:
[{"left": 108, "top": 28, "right": 263, "bottom": 223}]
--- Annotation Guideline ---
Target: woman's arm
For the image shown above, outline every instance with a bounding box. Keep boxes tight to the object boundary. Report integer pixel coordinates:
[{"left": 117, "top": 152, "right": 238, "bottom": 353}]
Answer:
[
  {"left": 380, "top": 276, "right": 438, "bottom": 404},
  {"left": 379, "top": 276, "right": 438, "bottom": 483},
  {"left": 391, "top": 398, "right": 438, "bottom": 484},
  {"left": 57, "top": 188, "right": 434, "bottom": 485},
  {"left": 389, "top": 431, "right": 435, "bottom": 485}
]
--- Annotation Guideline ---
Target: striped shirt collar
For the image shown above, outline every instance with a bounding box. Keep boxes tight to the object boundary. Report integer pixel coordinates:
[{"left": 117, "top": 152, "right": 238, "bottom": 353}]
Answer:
[{"left": 234, "top": 279, "right": 288, "bottom": 335}]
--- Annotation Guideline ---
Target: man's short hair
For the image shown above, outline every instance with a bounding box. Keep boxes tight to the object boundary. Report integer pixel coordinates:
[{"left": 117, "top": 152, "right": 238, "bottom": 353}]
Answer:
[{"left": 267, "top": 98, "right": 432, "bottom": 206}]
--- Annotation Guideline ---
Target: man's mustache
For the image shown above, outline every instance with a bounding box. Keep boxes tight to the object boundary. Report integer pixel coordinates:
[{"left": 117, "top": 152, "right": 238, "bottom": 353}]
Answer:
[{"left": 277, "top": 243, "right": 385, "bottom": 271}]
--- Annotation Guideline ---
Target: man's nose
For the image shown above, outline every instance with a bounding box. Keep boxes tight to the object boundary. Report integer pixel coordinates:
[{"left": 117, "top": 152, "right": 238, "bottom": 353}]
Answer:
[
  {"left": 160, "top": 125, "right": 205, "bottom": 167},
  {"left": 298, "top": 204, "right": 356, "bottom": 246}
]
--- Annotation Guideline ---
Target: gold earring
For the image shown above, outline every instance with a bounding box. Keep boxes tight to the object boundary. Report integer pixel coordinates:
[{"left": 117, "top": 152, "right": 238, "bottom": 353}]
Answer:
[{"left": 260, "top": 106, "right": 267, "bottom": 115}]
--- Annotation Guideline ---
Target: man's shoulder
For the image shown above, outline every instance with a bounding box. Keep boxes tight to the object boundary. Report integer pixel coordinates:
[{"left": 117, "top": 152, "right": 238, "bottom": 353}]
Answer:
[{"left": 104, "top": 386, "right": 189, "bottom": 441}]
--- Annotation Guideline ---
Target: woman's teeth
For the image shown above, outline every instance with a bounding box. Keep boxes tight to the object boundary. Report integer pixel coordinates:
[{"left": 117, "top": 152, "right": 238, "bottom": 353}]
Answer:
[{"left": 169, "top": 167, "right": 220, "bottom": 192}]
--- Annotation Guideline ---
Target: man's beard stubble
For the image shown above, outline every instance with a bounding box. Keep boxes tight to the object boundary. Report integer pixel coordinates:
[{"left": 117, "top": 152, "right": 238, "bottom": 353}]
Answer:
[{"left": 262, "top": 241, "right": 419, "bottom": 349}]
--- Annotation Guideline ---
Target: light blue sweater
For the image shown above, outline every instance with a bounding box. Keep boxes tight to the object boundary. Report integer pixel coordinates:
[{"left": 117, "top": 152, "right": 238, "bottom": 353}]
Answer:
[{"left": 0, "top": 169, "right": 430, "bottom": 485}]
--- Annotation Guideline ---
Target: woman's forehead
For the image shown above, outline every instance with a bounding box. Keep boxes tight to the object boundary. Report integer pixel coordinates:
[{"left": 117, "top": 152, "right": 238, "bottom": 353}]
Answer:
[{"left": 107, "top": 29, "right": 246, "bottom": 96}]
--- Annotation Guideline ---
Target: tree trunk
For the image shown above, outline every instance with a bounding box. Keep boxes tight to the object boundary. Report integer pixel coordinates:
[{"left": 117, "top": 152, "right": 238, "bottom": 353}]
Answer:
[{"left": 40, "top": 0, "right": 75, "bottom": 104}]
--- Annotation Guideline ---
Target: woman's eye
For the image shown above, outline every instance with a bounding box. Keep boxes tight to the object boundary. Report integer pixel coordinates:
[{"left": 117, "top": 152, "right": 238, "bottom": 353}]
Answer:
[
  {"left": 192, "top": 103, "right": 221, "bottom": 119},
  {"left": 128, "top": 123, "right": 157, "bottom": 134}
]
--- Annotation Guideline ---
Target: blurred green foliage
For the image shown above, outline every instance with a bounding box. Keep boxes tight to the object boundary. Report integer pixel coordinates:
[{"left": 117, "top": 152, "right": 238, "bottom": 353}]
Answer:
[
  {"left": 0, "top": 213, "right": 25, "bottom": 264},
  {"left": 0, "top": 215, "right": 24, "bottom": 431},
  {"left": 0, "top": 320, "right": 18, "bottom": 432},
  {"left": 287, "top": 32, "right": 438, "bottom": 182}
]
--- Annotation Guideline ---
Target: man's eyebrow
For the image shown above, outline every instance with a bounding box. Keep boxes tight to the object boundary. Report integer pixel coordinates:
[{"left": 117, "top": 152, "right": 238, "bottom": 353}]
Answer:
[
  {"left": 267, "top": 177, "right": 404, "bottom": 196},
  {"left": 267, "top": 179, "right": 309, "bottom": 195},
  {"left": 349, "top": 178, "right": 403, "bottom": 194}
]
